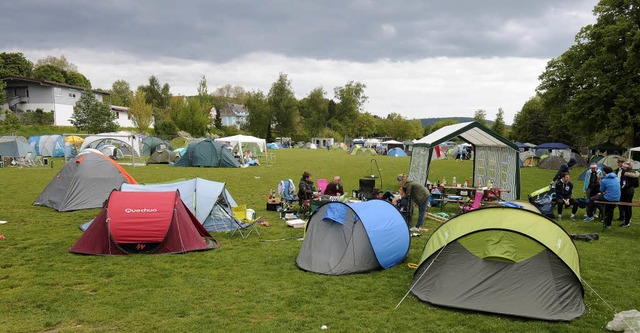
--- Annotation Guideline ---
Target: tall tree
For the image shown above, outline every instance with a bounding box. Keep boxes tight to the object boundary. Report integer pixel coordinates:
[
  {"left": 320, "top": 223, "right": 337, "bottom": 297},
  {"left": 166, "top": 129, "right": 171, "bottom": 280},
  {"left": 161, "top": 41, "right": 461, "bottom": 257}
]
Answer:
[
  {"left": 491, "top": 108, "right": 507, "bottom": 136},
  {"left": 110, "top": 80, "right": 132, "bottom": 107},
  {"left": 35, "top": 55, "right": 77, "bottom": 72},
  {"left": 298, "top": 87, "right": 329, "bottom": 137},
  {"left": 267, "top": 73, "right": 298, "bottom": 139},
  {"left": 511, "top": 96, "right": 553, "bottom": 144},
  {"left": 129, "top": 89, "right": 154, "bottom": 134},
  {"left": 0, "top": 52, "right": 33, "bottom": 77},
  {"left": 537, "top": 0, "right": 640, "bottom": 146},
  {"left": 33, "top": 64, "right": 66, "bottom": 83},
  {"left": 139, "top": 75, "right": 171, "bottom": 109},
  {"left": 170, "top": 97, "right": 210, "bottom": 137},
  {"left": 474, "top": 109, "right": 487, "bottom": 126},
  {"left": 244, "top": 91, "right": 269, "bottom": 138},
  {"left": 333, "top": 81, "right": 367, "bottom": 137},
  {"left": 64, "top": 71, "right": 91, "bottom": 89},
  {"left": 71, "top": 90, "right": 118, "bottom": 133}
]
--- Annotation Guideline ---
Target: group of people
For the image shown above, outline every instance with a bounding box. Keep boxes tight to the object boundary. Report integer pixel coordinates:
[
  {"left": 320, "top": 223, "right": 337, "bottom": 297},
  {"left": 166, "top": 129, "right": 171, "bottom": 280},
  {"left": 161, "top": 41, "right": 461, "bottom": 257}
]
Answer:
[
  {"left": 552, "top": 156, "right": 638, "bottom": 228},
  {"left": 296, "top": 171, "right": 431, "bottom": 232}
]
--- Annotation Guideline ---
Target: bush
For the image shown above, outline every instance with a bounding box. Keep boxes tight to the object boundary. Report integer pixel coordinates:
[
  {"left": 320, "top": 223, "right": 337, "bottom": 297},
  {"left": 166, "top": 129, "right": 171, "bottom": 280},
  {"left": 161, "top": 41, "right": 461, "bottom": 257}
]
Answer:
[{"left": 20, "top": 109, "right": 54, "bottom": 125}]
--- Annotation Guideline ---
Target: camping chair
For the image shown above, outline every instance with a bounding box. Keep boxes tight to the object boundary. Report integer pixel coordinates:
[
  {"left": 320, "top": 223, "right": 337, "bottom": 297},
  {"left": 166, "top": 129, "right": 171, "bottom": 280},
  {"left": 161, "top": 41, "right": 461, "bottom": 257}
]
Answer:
[
  {"left": 459, "top": 191, "right": 484, "bottom": 214},
  {"left": 317, "top": 178, "right": 329, "bottom": 194},
  {"left": 278, "top": 179, "right": 298, "bottom": 211},
  {"left": 230, "top": 205, "right": 260, "bottom": 239}
]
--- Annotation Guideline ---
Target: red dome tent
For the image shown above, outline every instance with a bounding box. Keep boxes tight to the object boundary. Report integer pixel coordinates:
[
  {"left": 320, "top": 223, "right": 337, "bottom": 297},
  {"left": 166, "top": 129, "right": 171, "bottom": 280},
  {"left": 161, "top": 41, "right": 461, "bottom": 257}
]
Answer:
[{"left": 70, "top": 191, "right": 219, "bottom": 255}]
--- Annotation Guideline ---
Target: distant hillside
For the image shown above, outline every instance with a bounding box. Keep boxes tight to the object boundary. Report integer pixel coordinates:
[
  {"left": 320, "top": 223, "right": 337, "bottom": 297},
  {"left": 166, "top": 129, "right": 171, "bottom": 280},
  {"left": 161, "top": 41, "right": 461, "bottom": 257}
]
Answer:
[{"left": 420, "top": 117, "right": 495, "bottom": 127}]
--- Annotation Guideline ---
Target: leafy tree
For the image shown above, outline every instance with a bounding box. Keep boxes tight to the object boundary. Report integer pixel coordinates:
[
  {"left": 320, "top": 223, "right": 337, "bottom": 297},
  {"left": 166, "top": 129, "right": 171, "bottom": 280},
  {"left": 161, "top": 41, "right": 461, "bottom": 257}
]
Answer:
[
  {"left": 298, "top": 87, "right": 328, "bottom": 137},
  {"left": 473, "top": 109, "right": 487, "bottom": 126},
  {"left": 491, "top": 108, "right": 507, "bottom": 136},
  {"left": 153, "top": 119, "right": 179, "bottom": 137},
  {"left": 0, "top": 80, "right": 6, "bottom": 105},
  {"left": 1, "top": 110, "right": 21, "bottom": 134},
  {"left": 129, "top": 89, "right": 154, "bottom": 134},
  {"left": 267, "top": 73, "right": 298, "bottom": 139},
  {"left": 35, "top": 55, "right": 77, "bottom": 72},
  {"left": 333, "top": 81, "right": 367, "bottom": 136},
  {"left": 244, "top": 91, "right": 270, "bottom": 139},
  {"left": 352, "top": 112, "right": 377, "bottom": 138},
  {"left": 139, "top": 75, "right": 171, "bottom": 109},
  {"left": 64, "top": 71, "right": 91, "bottom": 89},
  {"left": 71, "top": 90, "right": 118, "bottom": 133},
  {"left": 511, "top": 96, "right": 553, "bottom": 144},
  {"left": 110, "top": 80, "right": 132, "bottom": 107},
  {"left": 169, "top": 97, "right": 210, "bottom": 137},
  {"left": 33, "top": 64, "right": 66, "bottom": 83},
  {"left": 0, "top": 52, "right": 33, "bottom": 77},
  {"left": 537, "top": 0, "right": 640, "bottom": 146}
]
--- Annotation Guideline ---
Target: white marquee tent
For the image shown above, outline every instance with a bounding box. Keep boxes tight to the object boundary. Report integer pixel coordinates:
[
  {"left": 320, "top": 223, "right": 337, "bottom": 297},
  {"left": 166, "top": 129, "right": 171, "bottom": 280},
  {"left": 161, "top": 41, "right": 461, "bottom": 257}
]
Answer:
[{"left": 214, "top": 135, "right": 267, "bottom": 153}]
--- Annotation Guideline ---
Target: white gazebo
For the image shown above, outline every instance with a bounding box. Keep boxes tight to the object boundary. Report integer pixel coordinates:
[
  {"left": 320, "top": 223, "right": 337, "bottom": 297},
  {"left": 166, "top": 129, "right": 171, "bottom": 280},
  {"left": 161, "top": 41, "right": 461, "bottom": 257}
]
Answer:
[{"left": 409, "top": 122, "right": 520, "bottom": 201}]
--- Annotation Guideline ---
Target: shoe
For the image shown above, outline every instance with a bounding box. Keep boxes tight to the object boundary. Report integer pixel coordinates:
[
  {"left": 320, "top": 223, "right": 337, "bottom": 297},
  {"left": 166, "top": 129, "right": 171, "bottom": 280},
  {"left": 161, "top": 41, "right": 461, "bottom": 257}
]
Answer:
[
  {"left": 570, "top": 214, "right": 575, "bottom": 221},
  {"left": 410, "top": 227, "right": 419, "bottom": 232},
  {"left": 619, "top": 222, "right": 626, "bottom": 227},
  {"left": 557, "top": 215, "right": 562, "bottom": 220},
  {"left": 583, "top": 216, "right": 594, "bottom": 222},
  {"left": 623, "top": 223, "right": 631, "bottom": 228},
  {"left": 594, "top": 214, "right": 599, "bottom": 219},
  {"left": 419, "top": 227, "right": 429, "bottom": 232}
]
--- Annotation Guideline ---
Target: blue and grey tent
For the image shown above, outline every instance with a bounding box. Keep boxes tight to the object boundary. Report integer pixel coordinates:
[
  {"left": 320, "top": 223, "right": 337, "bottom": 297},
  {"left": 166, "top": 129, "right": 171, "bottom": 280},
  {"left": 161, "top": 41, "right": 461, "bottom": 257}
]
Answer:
[
  {"left": 120, "top": 178, "right": 241, "bottom": 232},
  {"left": 296, "top": 200, "right": 410, "bottom": 275},
  {"left": 387, "top": 147, "right": 407, "bottom": 157}
]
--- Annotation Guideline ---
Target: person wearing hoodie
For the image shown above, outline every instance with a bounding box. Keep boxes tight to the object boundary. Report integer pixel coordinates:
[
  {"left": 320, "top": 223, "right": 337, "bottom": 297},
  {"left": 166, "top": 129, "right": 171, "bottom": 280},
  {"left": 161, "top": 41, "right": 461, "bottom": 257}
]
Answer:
[
  {"left": 618, "top": 162, "right": 639, "bottom": 227},
  {"left": 584, "top": 166, "right": 621, "bottom": 228},
  {"left": 551, "top": 157, "right": 578, "bottom": 184}
]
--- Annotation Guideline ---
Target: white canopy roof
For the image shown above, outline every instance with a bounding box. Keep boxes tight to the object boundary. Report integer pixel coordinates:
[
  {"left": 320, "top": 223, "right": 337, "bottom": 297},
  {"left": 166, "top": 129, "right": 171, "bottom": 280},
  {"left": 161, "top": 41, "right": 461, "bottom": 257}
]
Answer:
[
  {"left": 414, "top": 122, "right": 517, "bottom": 149},
  {"left": 382, "top": 140, "right": 402, "bottom": 145},
  {"left": 214, "top": 134, "right": 267, "bottom": 152}
]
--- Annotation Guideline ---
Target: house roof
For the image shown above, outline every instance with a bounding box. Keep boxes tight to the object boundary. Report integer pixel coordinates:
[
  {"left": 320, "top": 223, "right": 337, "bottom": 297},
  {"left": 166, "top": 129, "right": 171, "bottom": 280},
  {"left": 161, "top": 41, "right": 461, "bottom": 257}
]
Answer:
[
  {"left": 1, "top": 75, "right": 109, "bottom": 95},
  {"left": 219, "top": 102, "right": 249, "bottom": 117}
]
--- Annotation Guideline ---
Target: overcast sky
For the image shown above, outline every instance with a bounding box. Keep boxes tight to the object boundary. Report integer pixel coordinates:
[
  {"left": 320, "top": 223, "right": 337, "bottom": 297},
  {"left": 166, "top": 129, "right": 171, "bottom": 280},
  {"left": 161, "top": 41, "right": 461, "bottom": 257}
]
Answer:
[{"left": 1, "top": 0, "right": 599, "bottom": 124}]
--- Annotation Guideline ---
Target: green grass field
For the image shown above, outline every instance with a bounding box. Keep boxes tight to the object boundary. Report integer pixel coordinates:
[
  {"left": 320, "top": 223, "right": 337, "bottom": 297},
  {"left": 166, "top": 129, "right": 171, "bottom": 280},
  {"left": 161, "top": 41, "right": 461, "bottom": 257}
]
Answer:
[{"left": 1, "top": 149, "right": 638, "bottom": 332}]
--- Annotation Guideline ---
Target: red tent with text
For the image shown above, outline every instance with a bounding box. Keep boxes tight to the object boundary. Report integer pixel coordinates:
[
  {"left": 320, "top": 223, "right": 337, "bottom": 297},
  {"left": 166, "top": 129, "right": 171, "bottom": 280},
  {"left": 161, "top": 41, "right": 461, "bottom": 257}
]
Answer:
[{"left": 70, "top": 191, "right": 219, "bottom": 255}]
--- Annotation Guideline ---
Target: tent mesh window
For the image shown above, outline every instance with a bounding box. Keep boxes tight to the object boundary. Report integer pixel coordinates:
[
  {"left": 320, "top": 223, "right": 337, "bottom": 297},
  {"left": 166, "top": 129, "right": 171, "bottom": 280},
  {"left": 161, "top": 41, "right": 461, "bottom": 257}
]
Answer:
[{"left": 409, "top": 146, "right": 431, "bottom": 185}]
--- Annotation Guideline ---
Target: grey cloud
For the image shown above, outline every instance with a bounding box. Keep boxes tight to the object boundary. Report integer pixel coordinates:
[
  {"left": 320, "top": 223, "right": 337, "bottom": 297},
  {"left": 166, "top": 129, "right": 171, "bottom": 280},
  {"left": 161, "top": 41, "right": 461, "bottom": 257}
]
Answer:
[{"left": 1, "top": 0, "right": 596, "bottom": 62}]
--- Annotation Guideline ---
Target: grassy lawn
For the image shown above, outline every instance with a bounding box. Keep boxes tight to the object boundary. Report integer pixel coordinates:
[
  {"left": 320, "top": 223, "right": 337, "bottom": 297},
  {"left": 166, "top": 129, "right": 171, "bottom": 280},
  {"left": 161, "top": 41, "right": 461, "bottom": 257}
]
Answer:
[{"left": 0, "top": 148, "right": 638, "bottom": 332}]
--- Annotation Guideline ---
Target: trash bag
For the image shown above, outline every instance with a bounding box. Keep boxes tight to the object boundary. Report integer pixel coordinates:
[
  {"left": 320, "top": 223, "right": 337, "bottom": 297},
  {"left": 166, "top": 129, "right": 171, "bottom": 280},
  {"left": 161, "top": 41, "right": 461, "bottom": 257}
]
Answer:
[
  {"left": 529, "top": 192, "right": 556, "bottom": 219},
  {"left": 606, "top": 309, "right": 640, "bottom": 332},
  {"left": 570, "top": 233, "right": 599, "bottom": 242},
  {"left": 576, "top": 197, "right": 589, "bottom": 209}
]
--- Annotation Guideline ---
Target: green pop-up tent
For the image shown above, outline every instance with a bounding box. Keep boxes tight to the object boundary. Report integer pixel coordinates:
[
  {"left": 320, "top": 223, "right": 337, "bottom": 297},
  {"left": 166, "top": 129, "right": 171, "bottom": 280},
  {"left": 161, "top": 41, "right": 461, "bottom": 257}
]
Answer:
[
  {"left": 173, "top": 139, "right": 240, "bottom": 168},
  {"left": 410, "top": 206, "right": 585, "bottom": 321}
]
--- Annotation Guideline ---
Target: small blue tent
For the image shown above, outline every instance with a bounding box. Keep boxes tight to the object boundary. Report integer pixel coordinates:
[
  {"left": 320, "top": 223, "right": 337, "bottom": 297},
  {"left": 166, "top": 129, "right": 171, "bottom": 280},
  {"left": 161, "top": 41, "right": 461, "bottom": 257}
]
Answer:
[
  {"left": 28, "top": 136, "right": 41, "bottom": 155},
  {"left": 387, "top": 147, "right": 408, "bottom": 157},
  {"left": 296, "top": 200, "right": 410, "bottom": 275},
  {"left": 120, "top": 178, "right": 241, "bottom": 232}
]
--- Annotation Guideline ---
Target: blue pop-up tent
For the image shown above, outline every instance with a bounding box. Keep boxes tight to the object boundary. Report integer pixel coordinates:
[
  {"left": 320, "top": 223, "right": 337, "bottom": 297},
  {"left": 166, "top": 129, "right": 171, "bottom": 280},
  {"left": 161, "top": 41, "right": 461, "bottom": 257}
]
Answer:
[
  {"left": 387, "top": 147, "right": 408, "bottom": 157},
  {"left": 296, "top": 200, "right": 410, "bottom": 275}
]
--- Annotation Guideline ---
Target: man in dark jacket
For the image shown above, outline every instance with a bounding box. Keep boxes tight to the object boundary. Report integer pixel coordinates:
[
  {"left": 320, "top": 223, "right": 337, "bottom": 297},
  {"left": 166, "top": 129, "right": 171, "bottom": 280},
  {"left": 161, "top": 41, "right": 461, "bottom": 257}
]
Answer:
[
  {"left": 394, "top": 173, "right": 430, "bottom": 232},
  {"left": 555, "top": 172, "right": 578, "bottom": 220},
  {"left": 619, "top": 162, "right": 639, "bottom": 227},
  {"left": 551, "top": 157, "right": 578, "bottom": 184}
]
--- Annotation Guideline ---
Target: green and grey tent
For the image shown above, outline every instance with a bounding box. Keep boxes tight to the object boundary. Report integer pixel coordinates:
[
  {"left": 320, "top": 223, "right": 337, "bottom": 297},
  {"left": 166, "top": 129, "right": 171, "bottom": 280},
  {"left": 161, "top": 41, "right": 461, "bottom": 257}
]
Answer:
[
  {"left": 410, "top": 206, "right": 584, "bottom": 321},
  {"left": 174, "top": 139, "right": 240, "bottom": 168}
]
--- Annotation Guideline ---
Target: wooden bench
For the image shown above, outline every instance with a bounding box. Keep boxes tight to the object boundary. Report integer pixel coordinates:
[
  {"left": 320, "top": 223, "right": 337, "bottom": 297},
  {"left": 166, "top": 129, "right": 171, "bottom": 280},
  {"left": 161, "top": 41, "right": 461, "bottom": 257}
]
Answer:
[{"left": 594, "top": 201, "right": 640, "bottom": 207}]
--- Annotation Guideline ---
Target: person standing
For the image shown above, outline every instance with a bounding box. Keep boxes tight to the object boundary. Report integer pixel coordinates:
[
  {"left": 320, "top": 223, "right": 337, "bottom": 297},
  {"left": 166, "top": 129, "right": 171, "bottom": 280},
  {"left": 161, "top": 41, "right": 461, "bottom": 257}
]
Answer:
[
  {"left": 619, "top": 162, "right": 639, "bottom": 227},
  {"left": 394, "top": 174, "right": 430, "bottom": 232},
  {"left": 615, "top": 157, "right": 627, "bottom": 221},
  {"left": 584, "top": 166, "right": 620, "bottom": 228},
  {"left": 555, "top": 172, "right": 579, "bottom": 220},
  {"left": 551, "top": 158, "right": 578, "bottom": 184},
  {"left": 583, "top": 163, "right": 603, "bottom": 217}
]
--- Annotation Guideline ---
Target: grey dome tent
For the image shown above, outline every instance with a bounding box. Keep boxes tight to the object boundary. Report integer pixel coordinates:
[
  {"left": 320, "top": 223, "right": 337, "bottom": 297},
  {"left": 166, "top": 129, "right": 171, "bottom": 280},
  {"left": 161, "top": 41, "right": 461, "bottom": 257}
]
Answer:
[
  {"left": 410, "top": 206, "right": 585, "bottom": 321},
  {"left": 297, "top": 200, "right": 410, "bottom": 275},
  {"left": 33, "top": 151, "right": 138, "bottom": 211},
  {"left": 174, "top": 139, "right": 240, "bottom": 168},
  {"left": 146, "top": 146, "right": 179, "bottom": 164}
]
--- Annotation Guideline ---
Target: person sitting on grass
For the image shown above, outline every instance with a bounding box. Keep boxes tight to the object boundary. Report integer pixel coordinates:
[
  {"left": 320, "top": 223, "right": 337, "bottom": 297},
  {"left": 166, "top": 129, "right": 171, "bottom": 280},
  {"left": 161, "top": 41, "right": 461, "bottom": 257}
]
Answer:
[
  {"left": 583, "top": 166, "right": 620, "bottom": 228},
  {"left": 555, "top": 172, "right": 578, "bottom": 220}
]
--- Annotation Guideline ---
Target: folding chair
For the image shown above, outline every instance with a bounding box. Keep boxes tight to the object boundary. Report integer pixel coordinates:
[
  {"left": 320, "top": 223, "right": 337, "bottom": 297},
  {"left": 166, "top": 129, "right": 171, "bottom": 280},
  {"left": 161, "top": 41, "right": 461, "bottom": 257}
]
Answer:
[
  {"left": 317, "top": 178, "right": 329, "bottom": 194},
  {"left": 459, "top": 191, "right": 484, "bottom": 214},
  {"left": 230, "top": 205, "right": 260, "bottom": 239},
  {"left": 278, "top": 179, "right": 298, "bottom": 210}
]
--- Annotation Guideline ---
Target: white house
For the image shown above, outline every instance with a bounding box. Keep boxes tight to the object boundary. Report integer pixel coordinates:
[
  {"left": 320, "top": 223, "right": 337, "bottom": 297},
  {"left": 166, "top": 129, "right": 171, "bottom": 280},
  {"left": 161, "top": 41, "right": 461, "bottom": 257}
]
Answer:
[
  {"left": 1, "top": 76, "right": 140, "bottom": 128},
  {"left": 210, "top": 102, "right": 249, "bottom": 129}
]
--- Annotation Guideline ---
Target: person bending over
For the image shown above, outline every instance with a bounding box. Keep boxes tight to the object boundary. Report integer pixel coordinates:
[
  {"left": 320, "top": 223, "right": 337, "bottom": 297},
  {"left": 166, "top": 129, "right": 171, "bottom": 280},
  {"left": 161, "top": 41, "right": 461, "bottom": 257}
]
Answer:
[{"left": 395, "top": 174, "right": 430, "bottom": 232}]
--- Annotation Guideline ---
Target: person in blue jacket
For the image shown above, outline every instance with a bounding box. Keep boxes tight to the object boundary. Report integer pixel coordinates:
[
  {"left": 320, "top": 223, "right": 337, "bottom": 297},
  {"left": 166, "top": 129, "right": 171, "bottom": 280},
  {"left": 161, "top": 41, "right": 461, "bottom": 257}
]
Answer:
[{"left": 584, "top": 166, "right": 621, "bottom": 228}]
